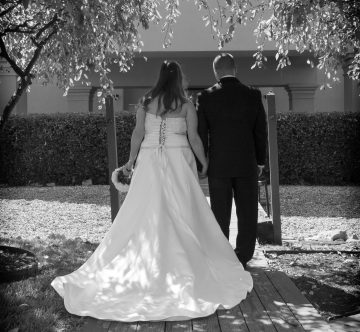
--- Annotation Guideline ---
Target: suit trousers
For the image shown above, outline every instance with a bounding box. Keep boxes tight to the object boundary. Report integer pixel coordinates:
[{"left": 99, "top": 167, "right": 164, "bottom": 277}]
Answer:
[{"left": 208, "top": 176, "right": 258, "bottom": 264}]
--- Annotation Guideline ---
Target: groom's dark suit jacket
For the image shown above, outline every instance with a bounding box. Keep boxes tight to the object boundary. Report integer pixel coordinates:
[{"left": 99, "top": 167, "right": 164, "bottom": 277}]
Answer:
[{"left": 197, "top": 76, "right": 267, "bottom": 179}]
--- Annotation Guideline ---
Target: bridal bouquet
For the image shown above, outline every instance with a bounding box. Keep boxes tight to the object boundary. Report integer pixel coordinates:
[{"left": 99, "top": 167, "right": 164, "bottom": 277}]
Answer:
[{"left": 111, "top": 166, "right": 132, "bottom": 192}]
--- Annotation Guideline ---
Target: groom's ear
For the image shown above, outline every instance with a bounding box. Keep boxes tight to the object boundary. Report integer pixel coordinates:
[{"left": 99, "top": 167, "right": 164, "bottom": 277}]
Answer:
[
  {"left": 195, "top": 92, "right": 202, "bottom": 108},
  {"left": 212, "top": 67, "right": 219, "bottom": 80}
]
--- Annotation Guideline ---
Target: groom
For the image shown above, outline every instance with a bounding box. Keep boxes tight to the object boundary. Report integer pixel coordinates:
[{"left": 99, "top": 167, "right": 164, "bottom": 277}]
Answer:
[{"left": 197, "top": 53, "right": 267, "bottom": 268}]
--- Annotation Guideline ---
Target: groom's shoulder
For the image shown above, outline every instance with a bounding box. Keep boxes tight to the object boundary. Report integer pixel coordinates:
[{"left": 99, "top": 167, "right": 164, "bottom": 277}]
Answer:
[
  {"left": 197, "top": 83, "right": 221, "bottom": 98},
  {"left": 238, "top": 84, "right": 262, "bottom": 101},
  {"left": 247, "top": 85, "right": 262, "bottom": 97},
  {"left": 207, "top": 82, "right": 222, "bottom": 93}
]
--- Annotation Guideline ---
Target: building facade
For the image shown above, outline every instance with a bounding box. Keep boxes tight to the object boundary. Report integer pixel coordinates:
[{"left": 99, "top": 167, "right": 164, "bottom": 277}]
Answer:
[{"left": 1, "top": 1, "right": 359, "bottom": 116}]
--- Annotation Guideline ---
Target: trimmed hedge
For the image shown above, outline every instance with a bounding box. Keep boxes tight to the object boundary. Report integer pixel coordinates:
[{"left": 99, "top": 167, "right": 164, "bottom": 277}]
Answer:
[
  {"left": 0, "top": 113, "right": 135, "bottom": 186},
  {"left": 0, "top": 112, "right": 359, "bottom": 186},
  {"left": 276, "top": 112, "right": 360, "bottom": 185}
]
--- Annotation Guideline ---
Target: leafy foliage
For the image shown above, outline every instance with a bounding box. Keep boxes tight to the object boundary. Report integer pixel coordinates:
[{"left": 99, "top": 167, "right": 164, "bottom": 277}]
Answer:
[
  {"left": 255, "top": 0, "right": 360, "bottom": 86},
  {"left": 0, "top": 112, "right": 359, "bottom": 186},
  {"left": 0, "top": 0, "right": 172, "bottom": 129},
  {"left": 0, "top": 0, "right": 359, "bottom": 130},
  {"left": 198, "top": 0, "right": 360, "bottom": 86},
  {"left": 0, "top": 0, "right": 162, "bottom": 85}
]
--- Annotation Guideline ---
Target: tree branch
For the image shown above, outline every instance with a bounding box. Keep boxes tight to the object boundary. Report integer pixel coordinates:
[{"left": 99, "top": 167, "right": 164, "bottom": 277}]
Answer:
[
  {"left": 2, "top": 27, "right": 36, "bottom": 34},
  {"left": 24, "top": 27, "right": 57, "bottom": 76},
  {"left": 30, "top": 36, "right": 40, "bottom": 47},
  {"left": 0, "top": 36, "right": 24, "bottom": 77},
  {"left": 35, "top": 14, "right": 58, "bottom": 40},
  {"left": 0, "top": 16, "right": 58, "bottom": 131},
  {"left": 3, "top": 19, "right": 40, "bottom": 33},
  {"left": 0, "top": 76, "right": 31, "bottom": 131},
  {"left": 0, "top": 4, "right": 18, "bottom": 18}
]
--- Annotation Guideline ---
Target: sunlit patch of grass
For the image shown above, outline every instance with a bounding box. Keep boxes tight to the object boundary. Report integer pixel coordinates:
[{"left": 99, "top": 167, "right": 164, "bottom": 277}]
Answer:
[
  {"left": 0, "top": 234, "right": 98, "bottom": 332},
  {"left": 279, "top": 185, "right": 360, "bottom": 218}
]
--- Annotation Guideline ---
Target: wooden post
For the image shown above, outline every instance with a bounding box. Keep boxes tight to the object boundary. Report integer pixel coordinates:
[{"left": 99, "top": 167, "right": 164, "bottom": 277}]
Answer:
[
  {"left": 266, "top": 92, "right": 282, "bottom": 245},
  {"left": 343, "top": 54, "right": 360, "bottom": 113},
  {"left": 105, "top": 96, "right": 120, "bottom": 222}
]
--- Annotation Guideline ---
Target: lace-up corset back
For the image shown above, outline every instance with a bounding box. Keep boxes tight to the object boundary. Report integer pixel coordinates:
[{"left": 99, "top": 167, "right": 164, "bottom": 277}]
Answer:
[{"left": 142, "top": 113, "right": 188, "bottom": 148}]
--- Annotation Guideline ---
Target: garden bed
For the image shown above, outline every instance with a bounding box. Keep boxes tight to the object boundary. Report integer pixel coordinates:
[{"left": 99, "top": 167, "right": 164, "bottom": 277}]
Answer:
[
  {"left": 0, "top": 245, "right": 38, "bottom": 283},
  {"left": 262, "top": 241, "right": 360, "bottom": 320}
]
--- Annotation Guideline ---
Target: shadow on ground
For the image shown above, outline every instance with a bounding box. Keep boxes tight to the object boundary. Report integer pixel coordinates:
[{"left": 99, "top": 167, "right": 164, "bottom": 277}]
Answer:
[
  {"left": 267, "top": 251, "right": 360, "bottom": 319},
  {"left": 0, "top": 234, "right": 99, "bottom": 332}
]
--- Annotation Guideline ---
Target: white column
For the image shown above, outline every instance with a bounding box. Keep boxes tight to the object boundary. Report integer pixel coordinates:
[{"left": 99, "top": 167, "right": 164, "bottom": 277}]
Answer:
[
  {"left": 67, "top": 85, "right": 92, "bottom": 113},
  {"left": 113, "top": 88, "right": 124, "bottom": 113},
  {"left": 285, "top": 84, "right": 318, "bottom": 113}
]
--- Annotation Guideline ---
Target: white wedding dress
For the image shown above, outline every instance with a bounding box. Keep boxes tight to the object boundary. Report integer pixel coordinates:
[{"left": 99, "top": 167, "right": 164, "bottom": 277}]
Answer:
[{"left": 51, "top": 112, "right": 253, "bottom": 321}]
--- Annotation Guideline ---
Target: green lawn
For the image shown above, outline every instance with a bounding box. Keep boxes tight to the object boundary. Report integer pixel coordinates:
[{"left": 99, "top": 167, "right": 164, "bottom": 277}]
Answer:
[
  {"left": 0, "top": 185, "right": 359, "bottom": 331},
  {"left": 0, "top": 235, "right": 96, "bottom": 332}
]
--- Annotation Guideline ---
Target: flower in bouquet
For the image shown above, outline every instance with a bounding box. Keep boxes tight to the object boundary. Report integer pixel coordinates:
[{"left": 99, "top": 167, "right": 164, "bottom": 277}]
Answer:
[{"left": 111, "top": 166, "right": 132, "bottom": 192}]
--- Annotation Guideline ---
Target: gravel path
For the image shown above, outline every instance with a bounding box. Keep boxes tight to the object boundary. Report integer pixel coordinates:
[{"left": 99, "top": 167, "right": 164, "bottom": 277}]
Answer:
[
  {"left": 279, "top": 186, "right": 360, "bottom": 218},
  {"left": 0, "top": 198, "right": 111, "bottom": 243},
  {"left": 0, "top": 185, "right": 359, "bottom": 243},
  {"left": 280, "top": 216, "right": 360, "bottom": 240}
]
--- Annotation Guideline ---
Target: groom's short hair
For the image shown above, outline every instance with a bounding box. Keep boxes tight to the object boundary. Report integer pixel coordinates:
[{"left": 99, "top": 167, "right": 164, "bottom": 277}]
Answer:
[{"left": 213, "top": 53, "right": 235, "bottom": 73}]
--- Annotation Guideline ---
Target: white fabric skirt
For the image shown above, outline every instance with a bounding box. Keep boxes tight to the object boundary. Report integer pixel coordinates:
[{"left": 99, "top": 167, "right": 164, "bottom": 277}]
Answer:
[{"left": 51, "top": 145, "right": 253, "bottom": 321}]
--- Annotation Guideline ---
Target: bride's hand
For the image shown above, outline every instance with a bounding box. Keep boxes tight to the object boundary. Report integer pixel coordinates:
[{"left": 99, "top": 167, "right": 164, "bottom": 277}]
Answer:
[
  {"left": 198, "top": 161, "right": 208, "bottom": 179},
  {"left": 122, "top": 162, "right": 133, "bottom": 176}
]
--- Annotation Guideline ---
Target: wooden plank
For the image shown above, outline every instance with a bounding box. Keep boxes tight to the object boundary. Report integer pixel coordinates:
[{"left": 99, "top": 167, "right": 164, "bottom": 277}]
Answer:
[
  {"left": 265, "top": 92, "right": 282, "bottom": 244},
  {"left": 80, "top": 317, "right": 112, "bottom": 332},
  {"left": 106, "top": 95, "right": 120, "bottom": 222},
  {"left": 252, "top": 269, "right": 304, "bottom": 331},
  {"left": 165, "top": 320, "right": 192, "bottom": 332},
  {"left": 108, "top": 321, "right": 138, "bottom": 332},
  {"left": 266, "top": 270, "right": 336, "bottom": 332},
  {"left": 217, "top": 305, "right": 249, "bottom": 332},
  {"left": 137, "top": 321, "right": 165, "bottom": 332},
  {"left": 239, "top": 289, "right": 276, "bottom": 332},
  {"left": 247, "top": 241, "right": 268, "bottom": 269},
  {"left": 329, "top": 314, "right": 360, "bottom": 332},
  {"left": 192, "top": 313, "right": 220, "bottom": 332}
]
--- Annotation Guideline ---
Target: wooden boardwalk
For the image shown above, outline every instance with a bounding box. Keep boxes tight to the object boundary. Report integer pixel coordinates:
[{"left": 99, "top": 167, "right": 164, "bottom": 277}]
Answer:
[{"left": 79, "top": 181, "right": 336, "bottom": 332}]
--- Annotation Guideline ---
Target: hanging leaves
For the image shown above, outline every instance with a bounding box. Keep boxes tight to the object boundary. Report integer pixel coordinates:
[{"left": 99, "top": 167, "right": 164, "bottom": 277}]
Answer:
[
  {"left": 0, "top": 0, "right": 165, "bottom": 122},
  {"left": 194, "top": 0, "right": 359, "bottom": 83},
  {"left": 1, "top": 0, "right": 359, "bottom": 129}
]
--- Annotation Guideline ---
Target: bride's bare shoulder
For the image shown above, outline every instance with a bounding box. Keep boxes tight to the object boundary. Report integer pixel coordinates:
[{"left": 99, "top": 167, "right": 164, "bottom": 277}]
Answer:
[
  {"left": 183, "top": 100, "right": 196, "bottom": 115},
  {"left": 145, "top": 96, "right": 160, "bottom": 115}
]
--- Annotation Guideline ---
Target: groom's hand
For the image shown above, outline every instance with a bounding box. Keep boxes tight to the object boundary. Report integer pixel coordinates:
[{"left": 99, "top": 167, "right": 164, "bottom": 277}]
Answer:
[
  {"left": 198, "top": 162, "right": 208, "bottom": 179},
  {"left": 257, "top": 165, "right": 265, "bottom": 177}
]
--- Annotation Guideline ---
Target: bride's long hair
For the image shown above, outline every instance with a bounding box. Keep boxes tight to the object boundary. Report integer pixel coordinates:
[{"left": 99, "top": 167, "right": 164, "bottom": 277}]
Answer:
[{"left": 142, "top": 60, "right": 188, "bottom": 116}]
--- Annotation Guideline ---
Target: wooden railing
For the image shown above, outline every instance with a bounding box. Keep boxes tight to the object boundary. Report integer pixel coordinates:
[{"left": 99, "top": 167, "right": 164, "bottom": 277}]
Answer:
[
  {"left": 106, "top": 96, "right": 120, "bottom": 222},
  {"left": 265, "top": 92, "right": 282, "bottom": 244}
]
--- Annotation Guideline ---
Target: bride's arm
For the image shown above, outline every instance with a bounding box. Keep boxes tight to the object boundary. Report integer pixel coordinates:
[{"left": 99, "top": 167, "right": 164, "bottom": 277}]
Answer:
[
  {"left": 125, "top": 107, "right": 146, "bottom": 170},
  {"left": 185, "top": 102, "right": 208, "bottom": 176}
]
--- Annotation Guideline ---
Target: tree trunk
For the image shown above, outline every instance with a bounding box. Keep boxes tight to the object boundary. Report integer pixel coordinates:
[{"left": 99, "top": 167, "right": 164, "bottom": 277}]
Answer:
[
  {"left": 0, "top": 77, "right": 31, "bottom": 131},
  {"left": 0, "top": 16, "right": 58, "bottom": 131}
]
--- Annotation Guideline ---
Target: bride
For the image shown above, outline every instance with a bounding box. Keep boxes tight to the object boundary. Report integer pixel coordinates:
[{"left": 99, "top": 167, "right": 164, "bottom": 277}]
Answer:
[{"left": 51, "top": 60, "right": 253, "bottom": 322}]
